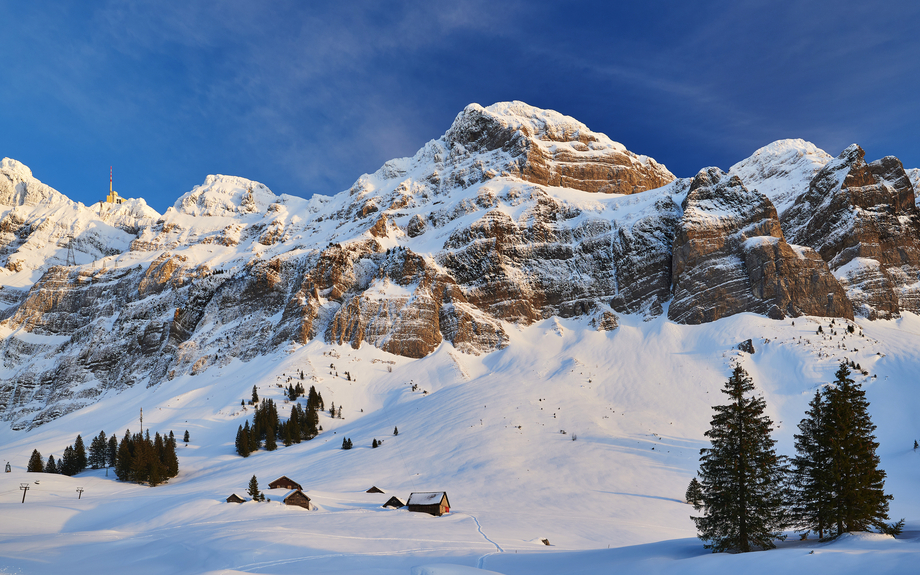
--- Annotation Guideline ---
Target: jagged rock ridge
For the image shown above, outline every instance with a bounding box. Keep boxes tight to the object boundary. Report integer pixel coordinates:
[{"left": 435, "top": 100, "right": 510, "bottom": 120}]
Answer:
[{"left": 1, "top": 104, "right": 918, "bottom": 428}]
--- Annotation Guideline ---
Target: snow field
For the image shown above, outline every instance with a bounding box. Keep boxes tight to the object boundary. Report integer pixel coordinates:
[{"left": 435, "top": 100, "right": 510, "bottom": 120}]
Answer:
[{"left": 1, "top": 312, "right": 919, "bottom": 573}]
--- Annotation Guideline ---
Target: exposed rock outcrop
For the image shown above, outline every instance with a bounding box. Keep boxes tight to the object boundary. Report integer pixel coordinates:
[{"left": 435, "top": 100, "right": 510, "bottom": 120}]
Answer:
[
  {"left": 669, "top": 168, "right": 851, "bottom": 324},
  {"left": 784, "top": 145, "right": 920, "bottom": 318}
]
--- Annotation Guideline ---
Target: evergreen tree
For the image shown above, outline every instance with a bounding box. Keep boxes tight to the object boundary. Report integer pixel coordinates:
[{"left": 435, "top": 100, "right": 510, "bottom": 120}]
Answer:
[
  {"left": 248, "top": 475, "right": 260, "bottom": 500},
  {"left": 89, "top": 431, "right": 107, "bottom": 469},
  {"left": 692, "top": 366, "right": 788, "bottom": 552},
  {"left": 45, "top": 455, "right": 57, "bottom": 474},
  {"left": 251, "top": 385, "right": 259, "bottom": 403},
  {"left": 685, "top": 477, "right": 703, "bottom": 510},
  {"left": 164, "top": 432, "right": 179, "bottom": 478},
  {"left": 27, "top": 449, "right": 44, "bottom": 472},
  {"left": 393, "top": 426, "right": 398, "bottom": 436},
  {"left": 372, "top": 438, "right": 379, "bottom": 448},
  {"left": 342, "top": 437, "right": 352, "bottom": 450},
  {"left": 73, "top": 434, "right": 87, "bottom": 472},
  {"left": 60, "top": 445, "right": 78, "bottom": 476},
  {"left": 236, "top": 424, "right": 250, "bottom": 457},
  {"left": 115, "top": 430, "right": 133, "bottom": 481},
  {"left": 106, "top": 435, "right": 118, "bottom": 468},
  {"left": 823, "top": 362, "right": 893, "bottom": 534},
  {"left": 265, "top": 425, "right": 277, "bottom": 451},
  {"left": 791, "top": 390, "right": 834, "bottom": 538},
  {"left": 183, "top": 430, "right": 190, "bottom": 443}
]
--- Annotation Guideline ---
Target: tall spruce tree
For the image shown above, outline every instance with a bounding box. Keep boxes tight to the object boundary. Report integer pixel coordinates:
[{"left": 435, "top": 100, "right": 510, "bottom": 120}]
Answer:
[
  {"left": 236, "top": 424, "right": 250, "bottom": 457},
  {"left": 791, "top": 390, "right": 834, "bottom": 538},
  {"left": 45, "top": 454, "right": 57, "bottom": 474},
  {"left": 27, "top": 449, "right": 44, "bottom": 472},
  {"left": 106, "top": 435, "right": 118, "bottom": 468},
  {"left": 73, "top": 434, "right": 87, "bottom": 472},
  {"left": 823, "top": 362, "right": 892, "bottom": 534},
  {"left": 89, "top": 431, "right": 107, "bottom": 469},
  {"left": 60, "top": 445, "right": 78, "bottom": 476},
  {"left": 692, "top": 365, "right": 788, "bottom": 552}
]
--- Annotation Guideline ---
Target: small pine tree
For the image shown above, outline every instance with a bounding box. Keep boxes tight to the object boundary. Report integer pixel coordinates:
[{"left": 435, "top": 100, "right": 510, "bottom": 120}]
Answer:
[
  {"left": 60, "top": 445, "right": 78, "bottom": 476},
  {"left": 183, "top": 430, "right": 190, "bottom": 443},
  {"left": 685, "top": 477, "right": 703, "bottom": 510},
  {"left": 251, "top": 385, "right": 259, "bottom": 404},
  {"left": 73, "top": 434, "right": 87, "bottom": 472},
  {"left": 914, "top": 440, "right": 918, "bottom": 450},
  {"left": 106, "top": 435, "right": 118, "bottom": 468},
  {"left": 372, "top": 438, "right": 379, "bottom": 448},
  {"left": 394, "top": 426, "right": 399, "bottom": 436},
  {"left": 27, "top": 449, "right": 44, "bottom": 472},
  {"left": 236, "top": 425, "right": 250, "bottom": 457},
  {"left": 248, "top": 475, "right": 260, "bottom": 500},
  {"left": 692, "top": 365, "right": 788, "bottom": 552},
  {"left": 265, "top": 426, "right": 277, "bottom": 451},
  {"left": 45, "top": 455, "right": 57, "bottom": 474}
]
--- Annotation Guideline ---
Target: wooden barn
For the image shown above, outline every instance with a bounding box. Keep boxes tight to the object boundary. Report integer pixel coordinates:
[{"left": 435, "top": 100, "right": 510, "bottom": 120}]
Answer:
[
  {"left": 268, "top": 476, "right": 303, "bottom": 491},
  {"left": 382, "top": 496, "right": 404, "bottom": 508},
  {"left": 226, "top": 493, "right": 246, "bottom": 504},
  {"left": 282, "top": 489, "right": 313, "bottom": 510},
  {"left": 366, "top": 486, "right": 385, "bottom": 494},
  {"left": 407, "top": 492, "right": 450, "bottom": 516}
]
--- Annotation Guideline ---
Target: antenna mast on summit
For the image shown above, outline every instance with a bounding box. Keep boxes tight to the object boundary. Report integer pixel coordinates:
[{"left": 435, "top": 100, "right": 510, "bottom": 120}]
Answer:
[{"left": 110, "top": 166, "right": 113, "bottom": 195}]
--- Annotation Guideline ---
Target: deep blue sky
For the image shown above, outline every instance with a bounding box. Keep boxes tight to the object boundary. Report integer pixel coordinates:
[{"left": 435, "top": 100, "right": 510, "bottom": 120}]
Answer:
[{"left": 2, "top": 1, "right": 919, "bottom": 213}]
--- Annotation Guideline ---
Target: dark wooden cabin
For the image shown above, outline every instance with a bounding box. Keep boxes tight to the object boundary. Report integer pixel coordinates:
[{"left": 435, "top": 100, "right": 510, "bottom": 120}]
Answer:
[
  {"left": 226, "top": 493, "right": 246, "bottom": 503},
  {"left": 283, "top": 489, "right": 313, "bottom": 510},
  {"left": 382, "top": 496, "right": 405, "bottom": 508},
  {"left": 366, "top": 486, "right": 385, "bottom": 494},
  {"left": 407, "top": 492, "right": 450, "bottom": 516},
  {"left": 268, "top": 476, "right": 303, "bottom": 491}
]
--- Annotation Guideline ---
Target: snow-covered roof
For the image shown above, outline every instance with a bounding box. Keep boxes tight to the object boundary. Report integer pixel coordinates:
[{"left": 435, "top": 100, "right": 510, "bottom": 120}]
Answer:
[{"left": 407, "top": 492, "right": 447, "bottom": 505}]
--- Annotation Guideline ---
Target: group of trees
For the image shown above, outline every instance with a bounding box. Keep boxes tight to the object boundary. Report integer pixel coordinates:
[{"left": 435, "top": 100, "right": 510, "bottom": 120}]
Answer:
[
  {"left": 28, "top": 434, "right": 106, "bottom": 476},
  {"left": 691, "top": 363, "right": 900, "bottom": 553},
  {"left": 26, "top": 429, "right": 179, "bottom": 486},
  {"left": 235, "top": 385, "right": 326, "bottom": 457},
  {"left": 114, "top": 430, "right": 180, "bottom": 486}
]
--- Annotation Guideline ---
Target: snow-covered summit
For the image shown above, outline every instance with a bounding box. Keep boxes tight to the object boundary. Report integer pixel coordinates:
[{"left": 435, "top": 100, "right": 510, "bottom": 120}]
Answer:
[
  {"left": 729, "top": 139, "right": 832, "bottom": 216},
  {"left": 173, "top": 174, "right": 278, "bottom": 217},
  {"left": 1, "top": 157, "right": 73, "bottom": 208}
]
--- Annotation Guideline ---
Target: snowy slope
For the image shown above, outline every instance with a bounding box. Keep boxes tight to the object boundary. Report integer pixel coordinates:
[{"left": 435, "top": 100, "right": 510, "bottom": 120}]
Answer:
[{"left": 1, "top": 312, "right": 918, "bottom": 574}]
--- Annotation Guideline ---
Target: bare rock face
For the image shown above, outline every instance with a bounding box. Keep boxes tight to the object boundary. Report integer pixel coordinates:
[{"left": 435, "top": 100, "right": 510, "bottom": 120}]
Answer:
[
  {"left": 669, "top": 168, "right": 851, "bottom": 324},
  {"left": 445, "top": 102, "right": 676, "bottom": 195},
  {"left": 784, "top": 145, "right": 920, "bottom": 318}
]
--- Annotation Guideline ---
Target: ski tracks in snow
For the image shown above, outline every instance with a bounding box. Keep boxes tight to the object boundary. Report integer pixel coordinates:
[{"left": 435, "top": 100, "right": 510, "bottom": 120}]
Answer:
[{"left": 461, "top": 512, "right": 503, "bottom": 569}]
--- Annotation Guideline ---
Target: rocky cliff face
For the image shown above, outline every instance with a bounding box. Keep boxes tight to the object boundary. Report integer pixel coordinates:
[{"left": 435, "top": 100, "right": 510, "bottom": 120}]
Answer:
[
  {"left": 1, "top": 102, "right": 916, "bottom": 428},
  {"left": 669, "top": 168, "right": 851, "bottom": 324},
  {"left": 783, "top": 145, "right": 920, "bottom": 319}
]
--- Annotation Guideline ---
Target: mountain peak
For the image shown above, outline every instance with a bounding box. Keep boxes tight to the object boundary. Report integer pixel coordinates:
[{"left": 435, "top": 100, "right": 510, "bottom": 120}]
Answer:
[{"left": 172, "top": 174, "right": 278, "bottom": 217}]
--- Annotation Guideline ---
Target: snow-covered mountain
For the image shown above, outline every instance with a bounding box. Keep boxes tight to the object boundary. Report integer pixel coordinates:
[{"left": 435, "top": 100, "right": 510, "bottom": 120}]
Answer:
[
  {"left": 1, "top": 102, "right": 919, "bottom": 574},
  {"left": 2, "top": 102, "right": 920, "bottom": 429}
]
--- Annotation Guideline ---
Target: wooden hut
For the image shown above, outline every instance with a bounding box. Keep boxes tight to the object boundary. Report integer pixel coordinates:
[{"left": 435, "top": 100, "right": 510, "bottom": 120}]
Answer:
[
  {"left": 407, "top": 492, "right": 450, "bottom": 516},
  {"left": 268, "top": 476, "right": 303, "bottom": 491},
  {"left": 226, "top": 493, "right": 246, "bottom": 503},
  {"left": 366, "top": 486, "right": 385, "bottom": 494},
  {"left": 283, "top": 489, "right": 313, "bottom": 510},
  {"left": 382, "top": 496, "right": 405, "bottom": 508}
]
